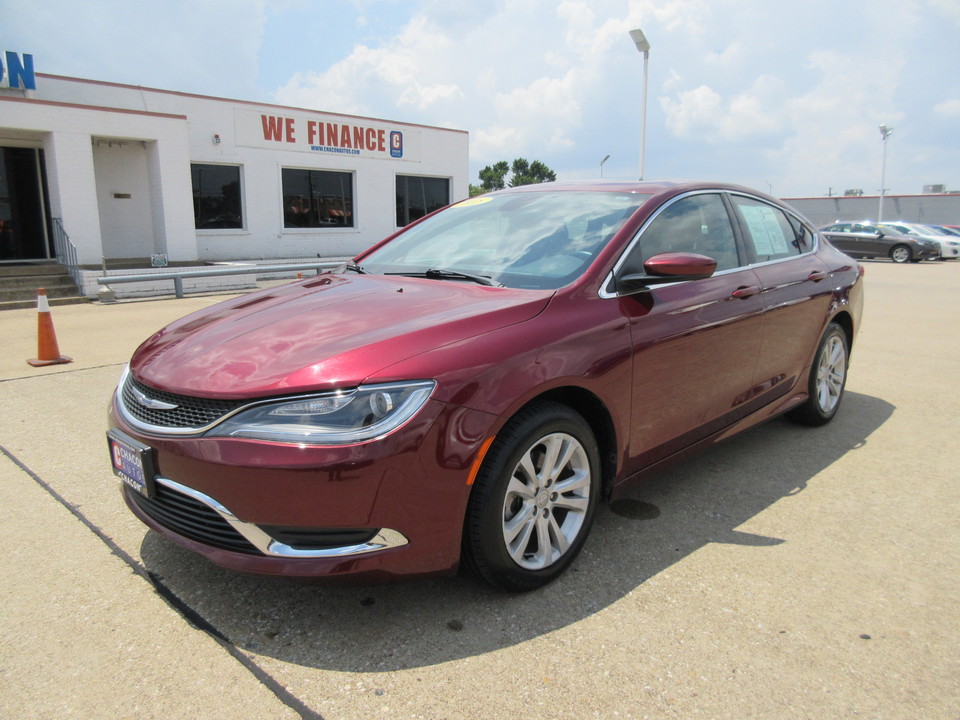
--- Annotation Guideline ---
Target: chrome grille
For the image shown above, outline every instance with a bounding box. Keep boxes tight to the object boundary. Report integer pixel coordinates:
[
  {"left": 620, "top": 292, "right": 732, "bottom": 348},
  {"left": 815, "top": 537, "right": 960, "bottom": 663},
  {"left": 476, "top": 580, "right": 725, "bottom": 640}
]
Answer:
[
  {"left": 126, "top": 483, "right": 261, "bottom": 555},
  {"left": 121, "top": 373, "right": 245, "bottom": 430}
]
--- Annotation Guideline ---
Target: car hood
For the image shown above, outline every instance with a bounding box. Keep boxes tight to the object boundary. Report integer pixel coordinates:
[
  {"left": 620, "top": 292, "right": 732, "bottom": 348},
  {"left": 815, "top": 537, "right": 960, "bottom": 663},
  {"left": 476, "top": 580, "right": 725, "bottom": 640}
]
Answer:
[{"left": 130, "top": 274, "right": 553, "bottom": 398}]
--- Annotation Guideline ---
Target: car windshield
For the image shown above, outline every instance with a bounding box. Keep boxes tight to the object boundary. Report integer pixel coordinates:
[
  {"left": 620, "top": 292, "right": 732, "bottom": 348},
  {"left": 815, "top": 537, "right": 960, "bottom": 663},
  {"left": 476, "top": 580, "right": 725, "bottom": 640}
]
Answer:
[{"left": 358, "top": 190, "right": 649, "bottom": 290}]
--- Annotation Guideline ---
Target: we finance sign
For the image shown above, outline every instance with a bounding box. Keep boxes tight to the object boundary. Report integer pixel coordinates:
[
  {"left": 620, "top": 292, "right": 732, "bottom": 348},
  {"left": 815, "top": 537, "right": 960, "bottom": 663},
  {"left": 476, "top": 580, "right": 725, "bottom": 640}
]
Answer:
[{"left": 236, "top": 109, "right": 419, "bottom": 161}]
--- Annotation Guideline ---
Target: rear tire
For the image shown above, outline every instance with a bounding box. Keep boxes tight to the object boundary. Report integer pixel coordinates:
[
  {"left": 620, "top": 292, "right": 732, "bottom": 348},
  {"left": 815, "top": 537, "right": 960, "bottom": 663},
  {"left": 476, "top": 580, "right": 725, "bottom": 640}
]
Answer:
[
  {"left": 462, "top": 402, "right": 600, "bottom": 592},
  {"left": 787, "top": 323, "right": 849, "bottom": 426}
]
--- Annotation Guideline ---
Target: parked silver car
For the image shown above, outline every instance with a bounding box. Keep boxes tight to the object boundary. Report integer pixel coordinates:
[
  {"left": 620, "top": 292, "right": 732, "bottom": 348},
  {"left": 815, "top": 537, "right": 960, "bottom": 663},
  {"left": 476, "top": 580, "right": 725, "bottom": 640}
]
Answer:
[
  {"left": 819, "top": 221, "right": 940, "bottom": 263},
  {"left": 882, "top": 222, "right": 960, "bottom": 260}
]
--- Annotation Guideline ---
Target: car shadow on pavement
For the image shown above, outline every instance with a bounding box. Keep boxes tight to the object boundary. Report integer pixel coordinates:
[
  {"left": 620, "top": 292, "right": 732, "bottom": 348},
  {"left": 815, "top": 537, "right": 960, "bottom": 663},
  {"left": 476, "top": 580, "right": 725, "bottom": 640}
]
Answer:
[{"left": 138, "top": 390, "right": 894, "bottom": 672}]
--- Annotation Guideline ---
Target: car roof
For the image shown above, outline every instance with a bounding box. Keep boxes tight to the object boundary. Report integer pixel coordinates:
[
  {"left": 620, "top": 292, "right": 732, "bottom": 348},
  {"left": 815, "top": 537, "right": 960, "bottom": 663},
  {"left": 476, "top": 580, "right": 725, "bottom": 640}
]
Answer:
[
  {"left": 495, "top": 179, "right": 775, "bottom": 197},
  {"left": 483, "top": 180, "right": 815, "bottom": 230}
]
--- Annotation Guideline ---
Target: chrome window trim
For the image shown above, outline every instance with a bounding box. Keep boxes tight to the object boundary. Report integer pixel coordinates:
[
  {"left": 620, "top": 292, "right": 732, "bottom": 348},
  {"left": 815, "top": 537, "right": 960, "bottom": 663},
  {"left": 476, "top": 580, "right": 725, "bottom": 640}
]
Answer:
[
  {"left": 725, "top": 190, "right": 821, "bottom": 258},
  {"left": 154, "top": 475, "right": 409, "bottom": 558},
  {"left": 599, "top": 189, "right": 820, "bottom": 299},
  {"left": 600, "top": 189, "right": 739, "bottom": 299}
]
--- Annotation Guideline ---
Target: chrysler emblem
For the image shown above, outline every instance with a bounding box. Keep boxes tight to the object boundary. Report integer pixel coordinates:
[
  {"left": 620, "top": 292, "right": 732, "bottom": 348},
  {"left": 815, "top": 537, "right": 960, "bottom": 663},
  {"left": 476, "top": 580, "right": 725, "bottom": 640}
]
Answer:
[{"left": 131, "top": 386, "right": 179, "bottom": 411}]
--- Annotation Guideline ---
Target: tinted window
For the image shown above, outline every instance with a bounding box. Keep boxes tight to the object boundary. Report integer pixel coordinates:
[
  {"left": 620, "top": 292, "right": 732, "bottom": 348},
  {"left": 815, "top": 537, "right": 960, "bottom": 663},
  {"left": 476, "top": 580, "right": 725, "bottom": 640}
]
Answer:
[
  {"left": 792, "top": 219, "right": 814, "bottom": 252},
  {"left": 621, "top": 193, "right": 740, "bottom": 274},
  {"left": 282, "top": 169, "right": 353, "bottom": 228},
  {"left": 191, "top": 164, "right": 242, "bottom": 229},
  {"left": 731, "top": 196, "right": 804, "bottom": 262},
  {"left": 397, "top": 176, "right": 450, "bottom": 226}
]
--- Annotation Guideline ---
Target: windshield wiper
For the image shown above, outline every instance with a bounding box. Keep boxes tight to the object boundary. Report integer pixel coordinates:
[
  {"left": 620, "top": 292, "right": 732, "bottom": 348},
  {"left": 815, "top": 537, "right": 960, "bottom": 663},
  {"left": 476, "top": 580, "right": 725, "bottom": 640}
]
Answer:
[
  {"left": 385, "top": 268, "right": 503, "bottom": 287},
  {"left": 426, "top": 268, "right": 502, "bottom": 286},
  {"left": 342, "top": 262, "right": 367, "bottom": 274}
]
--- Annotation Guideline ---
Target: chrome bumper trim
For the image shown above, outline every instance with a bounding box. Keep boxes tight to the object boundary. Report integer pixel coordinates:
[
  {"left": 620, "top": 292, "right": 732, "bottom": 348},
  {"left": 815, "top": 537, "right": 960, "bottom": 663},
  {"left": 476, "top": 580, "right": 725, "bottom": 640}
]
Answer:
[{"left": 154, "top": 476, "right": 409, "bottom": 558}]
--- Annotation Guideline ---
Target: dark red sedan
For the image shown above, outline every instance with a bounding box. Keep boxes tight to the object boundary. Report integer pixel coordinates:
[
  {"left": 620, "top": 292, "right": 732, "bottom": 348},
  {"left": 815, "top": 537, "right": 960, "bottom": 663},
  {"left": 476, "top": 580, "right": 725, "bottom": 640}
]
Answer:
[{"left": 108, "top": 181, "right": 863, "bottom": 591}]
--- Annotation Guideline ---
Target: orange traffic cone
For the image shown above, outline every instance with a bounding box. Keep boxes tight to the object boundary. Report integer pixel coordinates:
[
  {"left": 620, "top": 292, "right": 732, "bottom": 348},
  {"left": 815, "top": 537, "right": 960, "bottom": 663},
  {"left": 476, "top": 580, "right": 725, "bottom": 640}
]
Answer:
[{"left": 27, "top": 289, "right": 73, "bottom": 367}]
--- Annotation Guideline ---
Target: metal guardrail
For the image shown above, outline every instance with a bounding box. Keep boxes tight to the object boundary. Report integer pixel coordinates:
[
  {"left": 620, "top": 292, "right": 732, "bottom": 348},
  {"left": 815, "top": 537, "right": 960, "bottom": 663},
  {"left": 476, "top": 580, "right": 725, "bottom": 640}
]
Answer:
[{"left": 96, "top": 261, "right": 344, "bottom": 299}]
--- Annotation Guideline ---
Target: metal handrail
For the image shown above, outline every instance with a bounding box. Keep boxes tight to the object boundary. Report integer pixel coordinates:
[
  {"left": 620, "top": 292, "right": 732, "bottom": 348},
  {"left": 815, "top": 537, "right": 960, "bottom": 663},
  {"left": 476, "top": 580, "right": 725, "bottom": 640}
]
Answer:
[
  {"left": 96, "top": 261, "right": 344, "bottom": 299},
  {"left": 51, "top": 218, "right": 82, "bottom": 287}
]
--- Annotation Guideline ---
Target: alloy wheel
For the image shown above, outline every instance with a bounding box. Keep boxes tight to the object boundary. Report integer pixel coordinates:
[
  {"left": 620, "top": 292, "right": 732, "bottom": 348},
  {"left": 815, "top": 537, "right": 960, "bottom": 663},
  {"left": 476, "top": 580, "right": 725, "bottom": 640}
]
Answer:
[
  {"left": 815, "top": 334, "right": 847, "bottom": 414},
  {"left": 501, "top": 431, "right": 592, "bottom": 570}
]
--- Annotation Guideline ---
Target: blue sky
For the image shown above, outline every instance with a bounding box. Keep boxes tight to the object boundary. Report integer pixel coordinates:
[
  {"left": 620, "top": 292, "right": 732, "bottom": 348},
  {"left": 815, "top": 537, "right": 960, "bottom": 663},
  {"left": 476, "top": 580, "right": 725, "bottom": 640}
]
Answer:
[{"left": 4, "top": 0, "right": 959, "bottom": 198}]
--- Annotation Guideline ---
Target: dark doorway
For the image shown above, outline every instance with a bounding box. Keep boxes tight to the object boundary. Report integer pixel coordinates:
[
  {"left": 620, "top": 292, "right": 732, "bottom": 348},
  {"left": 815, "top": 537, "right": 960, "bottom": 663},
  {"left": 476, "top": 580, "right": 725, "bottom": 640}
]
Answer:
[{"left": 0, "top": 147, "right": 51, "bottom": 261}]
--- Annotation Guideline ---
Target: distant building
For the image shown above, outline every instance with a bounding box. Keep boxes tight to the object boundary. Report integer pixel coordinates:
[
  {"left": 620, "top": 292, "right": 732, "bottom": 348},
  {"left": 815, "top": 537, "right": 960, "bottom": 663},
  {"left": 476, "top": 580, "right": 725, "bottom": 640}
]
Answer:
[
  {"left": 1, "top": 58, "right": 468, "bottom": 268},
  {"left": 784, "top": 193, "right": 960, "bottom": 227}
]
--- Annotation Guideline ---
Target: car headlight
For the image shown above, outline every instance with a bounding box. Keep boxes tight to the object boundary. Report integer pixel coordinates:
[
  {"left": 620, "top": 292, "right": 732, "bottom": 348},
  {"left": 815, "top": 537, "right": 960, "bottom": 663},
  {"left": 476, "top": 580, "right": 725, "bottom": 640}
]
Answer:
[{"left": 206, "top": 380, "right": 436, "bottom": 444}]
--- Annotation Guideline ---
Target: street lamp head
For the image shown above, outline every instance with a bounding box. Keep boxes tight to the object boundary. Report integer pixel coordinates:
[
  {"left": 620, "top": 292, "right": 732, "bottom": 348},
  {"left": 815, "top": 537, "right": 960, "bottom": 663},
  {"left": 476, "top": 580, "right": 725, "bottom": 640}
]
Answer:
[
  {"left": 879, "top": 124, "right": 894, "bottom": 140},
  {"left": 629, "top": 28, "right": 650, "bottom": 53},
  {"left": 599, "top": 154, "right": 611, "bottom": 178}
]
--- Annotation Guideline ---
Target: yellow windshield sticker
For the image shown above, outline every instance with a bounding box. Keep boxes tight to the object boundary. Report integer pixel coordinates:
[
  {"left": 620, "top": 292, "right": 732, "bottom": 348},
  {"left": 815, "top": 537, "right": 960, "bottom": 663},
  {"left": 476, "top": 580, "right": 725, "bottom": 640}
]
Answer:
[{"left": 456, "top": 197, "right": 493, "bottom": 207}]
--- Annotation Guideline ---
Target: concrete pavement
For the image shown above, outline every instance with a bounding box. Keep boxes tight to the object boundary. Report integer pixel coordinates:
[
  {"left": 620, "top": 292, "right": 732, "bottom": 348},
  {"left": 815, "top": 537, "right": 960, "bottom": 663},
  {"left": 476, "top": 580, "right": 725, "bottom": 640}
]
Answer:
[{"left": 1, "top": 263, "right": 958, "bottom": 719}]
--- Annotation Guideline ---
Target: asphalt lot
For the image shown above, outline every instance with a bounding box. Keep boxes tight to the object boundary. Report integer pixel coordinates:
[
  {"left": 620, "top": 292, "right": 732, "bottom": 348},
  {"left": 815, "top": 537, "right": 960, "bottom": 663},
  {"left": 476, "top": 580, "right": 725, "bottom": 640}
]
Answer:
[{"left": 1, "top": 260, "right": 958, "bottom": 719}]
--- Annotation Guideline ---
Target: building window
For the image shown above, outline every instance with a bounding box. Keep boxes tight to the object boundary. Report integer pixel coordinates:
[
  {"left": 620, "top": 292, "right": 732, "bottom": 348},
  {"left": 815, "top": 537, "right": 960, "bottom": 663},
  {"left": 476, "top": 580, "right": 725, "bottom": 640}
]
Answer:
[
  {"left": 282, "top": 168, "right": 354, "bottom": 228},
  {"left": 191, "top": 164, "right": 242, "bottom": 229},
  {"left": 396, "top": 175, "right": 450, "bottom": 227}
]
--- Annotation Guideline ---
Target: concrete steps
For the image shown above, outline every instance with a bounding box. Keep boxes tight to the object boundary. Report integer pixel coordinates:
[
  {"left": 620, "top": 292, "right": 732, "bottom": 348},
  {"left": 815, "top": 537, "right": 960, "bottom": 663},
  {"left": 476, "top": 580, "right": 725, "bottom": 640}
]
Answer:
[{"left": 0, "top": 263, "right": 88, "bottom": 311}]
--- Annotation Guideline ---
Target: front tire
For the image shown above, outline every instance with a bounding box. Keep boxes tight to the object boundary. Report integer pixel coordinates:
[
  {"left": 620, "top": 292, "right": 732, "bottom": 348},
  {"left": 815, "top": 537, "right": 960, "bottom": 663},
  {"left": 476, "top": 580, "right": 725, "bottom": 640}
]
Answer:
[
  {"left": 462, "top": 402, "right": 600, "bottom": 592},
  {"left": 890, "top": 245, "right": 912, "bottom": 263},
  {"left": 787, "top": 322, "right": 849, "bottom": 426}
]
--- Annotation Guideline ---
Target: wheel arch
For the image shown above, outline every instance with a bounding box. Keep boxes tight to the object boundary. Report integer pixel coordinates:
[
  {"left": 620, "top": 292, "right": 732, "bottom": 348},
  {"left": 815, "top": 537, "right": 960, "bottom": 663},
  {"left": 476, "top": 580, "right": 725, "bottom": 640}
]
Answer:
[
  {"left": 829, "top": 309, "right": 855, "bottom": 355},
  {"left": 509, "top": 386, "right": 619, "bottom": 502}
]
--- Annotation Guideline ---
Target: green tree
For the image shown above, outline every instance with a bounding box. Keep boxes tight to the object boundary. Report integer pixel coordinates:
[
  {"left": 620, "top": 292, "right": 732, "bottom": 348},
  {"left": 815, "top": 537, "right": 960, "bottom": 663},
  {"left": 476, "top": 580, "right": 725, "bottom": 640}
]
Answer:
[
  {"left": 478, "top": 161, "right": 510, "bottom": 192},
  {"left": 509, "top": 158, "right": 557, "bottom": 187},
  {"left": 473, "top": 158, "right": 557, "bottom": 195}
]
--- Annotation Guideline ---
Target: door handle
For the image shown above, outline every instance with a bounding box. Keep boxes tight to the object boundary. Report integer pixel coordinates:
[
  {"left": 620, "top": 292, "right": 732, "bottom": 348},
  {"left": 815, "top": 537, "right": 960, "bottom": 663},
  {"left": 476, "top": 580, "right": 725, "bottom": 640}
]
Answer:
[
  {"left": 731, "top": 286, "right": 761, "bottom": 299},
  {"left": 807, "top": 271, "right": 829, "bottom": 282}
]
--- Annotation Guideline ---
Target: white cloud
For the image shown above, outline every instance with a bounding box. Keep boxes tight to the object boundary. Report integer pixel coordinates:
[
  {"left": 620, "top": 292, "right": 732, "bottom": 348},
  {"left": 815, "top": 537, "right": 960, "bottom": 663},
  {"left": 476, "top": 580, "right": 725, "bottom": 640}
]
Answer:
[
  {"left": 6, "top": 0, "right": 957, "bottom": 194},
  {"left": 398, "top": 83, "right": 464, "bottom": 110},
  {"left": 661, "top": 76, "right": 788, "bottom": 141},
  {"left": 661, "top": 85, "right": 724, "bottom": 138},
  {"left": 273, "top": 0, "right": 631, "bottom": 165},
  {"left": 6, "top": 0, "right": 268, "bottom": 99},
  {"left": 928, "top": 0, "right": 960, "bottom": 25},
  {"left": 934, "top": 99, "right": 960, "bottom": 117},
  {"left": 628, "top": 0, "right": 711, "bottom": 36}
]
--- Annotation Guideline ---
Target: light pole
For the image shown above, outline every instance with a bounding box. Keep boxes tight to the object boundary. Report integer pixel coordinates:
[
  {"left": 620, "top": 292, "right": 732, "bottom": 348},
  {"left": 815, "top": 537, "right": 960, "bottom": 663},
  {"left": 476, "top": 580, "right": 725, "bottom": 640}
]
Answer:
[
  {"left": 629, "top": 28, "right": 650, "bottom": 181},
  {"left": 600, "top": 154, "right": 610, "bottom": 178},
  {"left": 878, "top": 123, "right": 893, "bottom": 221}
]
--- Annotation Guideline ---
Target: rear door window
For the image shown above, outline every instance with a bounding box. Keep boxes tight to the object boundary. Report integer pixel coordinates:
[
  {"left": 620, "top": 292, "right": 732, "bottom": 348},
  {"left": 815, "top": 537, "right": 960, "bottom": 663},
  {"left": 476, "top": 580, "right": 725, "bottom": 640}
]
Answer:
[{"left": 731, "top": 196, "right": 808, "bottom": 262}]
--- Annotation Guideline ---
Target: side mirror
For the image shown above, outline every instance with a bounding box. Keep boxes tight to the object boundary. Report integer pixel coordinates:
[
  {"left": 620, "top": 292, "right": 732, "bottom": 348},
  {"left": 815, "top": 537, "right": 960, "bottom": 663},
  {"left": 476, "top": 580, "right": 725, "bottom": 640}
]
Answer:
[
  {"left": 616, "top": 252, "right": 718, "bottom": 295},
  {"left": 874, "top": 231, "right": 885, "bottom": 239}
]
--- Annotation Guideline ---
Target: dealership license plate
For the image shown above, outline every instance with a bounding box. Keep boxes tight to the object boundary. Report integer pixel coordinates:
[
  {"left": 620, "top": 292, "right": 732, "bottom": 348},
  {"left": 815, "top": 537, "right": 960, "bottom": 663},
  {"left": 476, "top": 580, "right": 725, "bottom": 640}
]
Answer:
[{"left": 107, "top": 429, "right": 156, "bottom": 498}]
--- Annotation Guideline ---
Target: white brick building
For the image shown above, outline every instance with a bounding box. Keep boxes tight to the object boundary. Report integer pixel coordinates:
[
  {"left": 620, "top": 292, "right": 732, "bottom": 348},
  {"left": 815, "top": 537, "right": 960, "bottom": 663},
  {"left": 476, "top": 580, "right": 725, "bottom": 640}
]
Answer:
[{"left": 0, "top": 70, "right": 469, "bottom": 268}]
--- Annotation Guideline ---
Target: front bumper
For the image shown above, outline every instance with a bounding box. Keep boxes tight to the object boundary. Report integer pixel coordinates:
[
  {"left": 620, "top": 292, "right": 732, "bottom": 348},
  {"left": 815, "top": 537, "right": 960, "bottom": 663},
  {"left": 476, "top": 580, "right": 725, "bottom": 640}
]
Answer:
[
  {"left": 938, "top": 241, "right": 960, "bottom": 259},
  {"left": 110, "top": 393, "right": 498, "bottom": 580}
]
